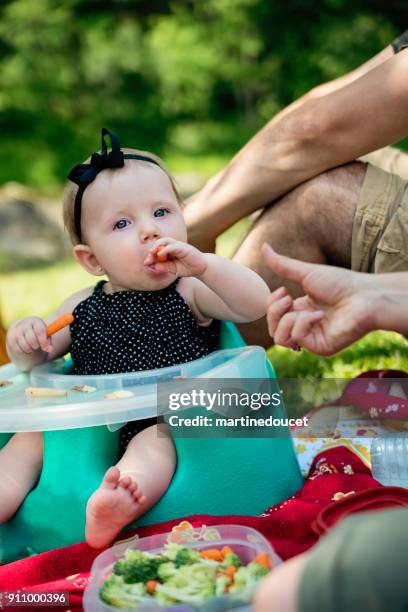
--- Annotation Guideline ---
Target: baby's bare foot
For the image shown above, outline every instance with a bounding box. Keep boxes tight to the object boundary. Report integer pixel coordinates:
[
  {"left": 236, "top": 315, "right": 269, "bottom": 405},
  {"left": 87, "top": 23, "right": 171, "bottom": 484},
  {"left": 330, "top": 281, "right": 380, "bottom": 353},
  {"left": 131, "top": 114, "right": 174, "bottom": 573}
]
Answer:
[{"left": 86, "top": 467, "right": 146, "bottom": 549}]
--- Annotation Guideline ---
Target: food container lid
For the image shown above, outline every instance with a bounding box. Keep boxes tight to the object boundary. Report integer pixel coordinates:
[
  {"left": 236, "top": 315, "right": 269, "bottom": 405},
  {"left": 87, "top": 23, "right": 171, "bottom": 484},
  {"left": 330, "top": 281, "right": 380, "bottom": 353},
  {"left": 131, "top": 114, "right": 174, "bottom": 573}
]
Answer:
[{"left": 312, "top": 486, "right": 408, "bottom": 536}]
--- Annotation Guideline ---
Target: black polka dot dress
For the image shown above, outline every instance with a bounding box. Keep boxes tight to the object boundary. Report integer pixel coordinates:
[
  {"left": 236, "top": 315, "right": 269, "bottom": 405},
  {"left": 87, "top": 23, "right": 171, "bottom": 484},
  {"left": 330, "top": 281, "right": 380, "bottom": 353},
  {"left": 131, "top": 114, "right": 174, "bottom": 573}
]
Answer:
[{"left": 70, "top": 279, "right": 219, "bottom": 454}]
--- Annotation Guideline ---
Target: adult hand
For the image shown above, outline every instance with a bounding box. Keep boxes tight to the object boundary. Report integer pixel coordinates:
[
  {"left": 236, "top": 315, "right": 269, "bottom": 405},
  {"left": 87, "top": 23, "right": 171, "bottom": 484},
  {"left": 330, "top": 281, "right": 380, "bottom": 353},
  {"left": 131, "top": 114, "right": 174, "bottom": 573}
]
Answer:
[{"left": 262, "top": 244, "right": 377, "bottom": 355}]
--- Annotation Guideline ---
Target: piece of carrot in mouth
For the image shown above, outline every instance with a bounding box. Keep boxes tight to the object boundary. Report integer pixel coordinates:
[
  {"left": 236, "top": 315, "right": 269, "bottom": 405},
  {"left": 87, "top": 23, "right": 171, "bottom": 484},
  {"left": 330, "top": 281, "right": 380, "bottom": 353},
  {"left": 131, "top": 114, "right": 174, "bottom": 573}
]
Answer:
[{"left": 156, "top": 244, "right": 168, "bottom": 262}]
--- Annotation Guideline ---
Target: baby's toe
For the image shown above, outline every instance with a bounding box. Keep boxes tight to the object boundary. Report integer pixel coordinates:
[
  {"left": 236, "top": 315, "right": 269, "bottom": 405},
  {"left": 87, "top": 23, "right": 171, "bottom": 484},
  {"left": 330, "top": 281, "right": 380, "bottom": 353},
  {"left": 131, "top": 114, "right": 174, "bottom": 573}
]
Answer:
[
  {"left": 101, "top": 466, "right": 120, "bottom": 490},
  {"left": 136, "top": 492, "right": 147, "bottom": 505},
  {"left": 127, "top": 481, "right": 138, "bottom": 494},
  {"left": 119, "top": 476, "right": 132, "bottom": 489}
]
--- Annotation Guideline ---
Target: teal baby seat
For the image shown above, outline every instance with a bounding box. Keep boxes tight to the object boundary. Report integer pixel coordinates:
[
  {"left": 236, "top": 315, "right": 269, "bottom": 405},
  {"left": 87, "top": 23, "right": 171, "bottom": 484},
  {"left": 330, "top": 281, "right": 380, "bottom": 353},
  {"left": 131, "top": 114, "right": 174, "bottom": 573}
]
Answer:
[{"left": 0, "top": 323, "right": 302, "bottom": 562}]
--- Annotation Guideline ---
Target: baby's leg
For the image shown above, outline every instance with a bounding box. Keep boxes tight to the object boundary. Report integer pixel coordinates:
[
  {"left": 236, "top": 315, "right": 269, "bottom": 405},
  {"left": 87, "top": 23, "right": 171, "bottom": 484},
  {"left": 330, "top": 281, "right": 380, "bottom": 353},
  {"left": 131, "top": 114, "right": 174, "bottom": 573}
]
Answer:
[
  {"left": 86, "top": 424, "right": 176, "bottom": 548},
  {"left": 0, "top": 432, "right": 43, "bottom": 523}
]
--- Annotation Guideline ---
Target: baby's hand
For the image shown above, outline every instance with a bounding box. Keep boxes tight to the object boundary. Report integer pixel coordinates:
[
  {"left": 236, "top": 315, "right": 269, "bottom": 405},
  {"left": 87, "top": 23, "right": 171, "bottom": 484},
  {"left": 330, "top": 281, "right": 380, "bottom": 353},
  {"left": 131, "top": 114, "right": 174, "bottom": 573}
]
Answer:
[
  {"left": 6, "top": 317, "right": 52, "bottom": 356},
  {"left": 144, "top": 239, "right": 208, "bottom": 278}
]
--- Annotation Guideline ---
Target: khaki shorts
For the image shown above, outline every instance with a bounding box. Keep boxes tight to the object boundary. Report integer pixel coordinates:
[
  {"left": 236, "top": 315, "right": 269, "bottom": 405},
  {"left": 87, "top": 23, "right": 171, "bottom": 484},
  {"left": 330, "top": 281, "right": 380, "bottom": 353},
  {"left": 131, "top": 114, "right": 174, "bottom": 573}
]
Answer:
[{"left": 351, "top": 161, "right": 408, "bottom": 273}]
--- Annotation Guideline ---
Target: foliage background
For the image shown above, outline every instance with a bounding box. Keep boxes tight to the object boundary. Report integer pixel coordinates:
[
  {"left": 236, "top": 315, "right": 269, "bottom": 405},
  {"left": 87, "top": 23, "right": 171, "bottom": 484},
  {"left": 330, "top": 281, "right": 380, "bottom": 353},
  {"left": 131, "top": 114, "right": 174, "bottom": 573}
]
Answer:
[{"left": 0, "top": 0, "right": 406, "bottom": 188}]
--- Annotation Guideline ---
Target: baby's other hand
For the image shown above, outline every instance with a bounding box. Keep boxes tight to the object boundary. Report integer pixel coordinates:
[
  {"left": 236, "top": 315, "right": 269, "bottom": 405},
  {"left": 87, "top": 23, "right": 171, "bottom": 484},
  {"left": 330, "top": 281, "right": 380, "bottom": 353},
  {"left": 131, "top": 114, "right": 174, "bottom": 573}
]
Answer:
[
  {"left": 6, "top": 317, "right": 52, "bottom": 356},
  {"left": 144, "top": 239, "right": 208, "bottom": 278}
]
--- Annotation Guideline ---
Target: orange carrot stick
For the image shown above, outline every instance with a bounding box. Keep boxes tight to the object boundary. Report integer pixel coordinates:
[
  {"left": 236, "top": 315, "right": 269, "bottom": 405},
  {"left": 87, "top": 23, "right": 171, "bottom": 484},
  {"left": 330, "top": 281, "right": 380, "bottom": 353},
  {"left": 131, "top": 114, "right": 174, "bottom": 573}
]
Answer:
[
  {"left": 253, "top": 552, "right": 271, "bottom": 569},
  {"left": 200, "top": 548, "right": 223, "bottom": 562},
  {"left": 146, "top": 580, "right": 159, "bottom": 594},
  {"left": 221, "top": 546, "right": 233, "bottom": 558},
  {"left": 46, "top": 313, "right": 74, "bottom": 336},
  {"left": 225, "top": 566, "right": 237, "bottom": 580},
  {"left": 156, "top": 244, "right": 168, "bottom": 262}
]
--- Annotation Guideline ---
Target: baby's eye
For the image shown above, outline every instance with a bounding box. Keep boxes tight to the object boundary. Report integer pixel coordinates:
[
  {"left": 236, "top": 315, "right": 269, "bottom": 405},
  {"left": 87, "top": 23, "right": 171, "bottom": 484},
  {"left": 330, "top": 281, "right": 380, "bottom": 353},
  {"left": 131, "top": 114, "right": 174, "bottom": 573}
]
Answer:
[
  {"left": 154, "top": 208, "right": 169, "bottom": 218},
  {"left": 114, "top": 219, "right": 130, "bottom": 230}
]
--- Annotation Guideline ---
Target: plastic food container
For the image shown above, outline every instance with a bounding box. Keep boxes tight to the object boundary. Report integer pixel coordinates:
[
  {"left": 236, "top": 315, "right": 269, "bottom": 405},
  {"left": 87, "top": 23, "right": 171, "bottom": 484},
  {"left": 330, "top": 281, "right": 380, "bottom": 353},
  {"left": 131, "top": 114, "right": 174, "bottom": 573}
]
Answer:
[
  {"left": 0, "top": 346, "right": 269, "bottom": 432},
  {"left": 83, "top": 524, "right": 281, "bottom": 611}
]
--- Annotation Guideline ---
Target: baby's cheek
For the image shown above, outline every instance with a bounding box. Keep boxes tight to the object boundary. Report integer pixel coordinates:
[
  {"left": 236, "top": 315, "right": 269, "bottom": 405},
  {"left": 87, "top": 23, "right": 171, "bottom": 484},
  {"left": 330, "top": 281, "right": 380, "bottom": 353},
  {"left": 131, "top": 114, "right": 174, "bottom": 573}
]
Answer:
[
  {"left": 124, "top": 243, "right": 144, "bottom": 262},
  {"left": 169, "top": 217, "right": 187, "bottom": 241}
]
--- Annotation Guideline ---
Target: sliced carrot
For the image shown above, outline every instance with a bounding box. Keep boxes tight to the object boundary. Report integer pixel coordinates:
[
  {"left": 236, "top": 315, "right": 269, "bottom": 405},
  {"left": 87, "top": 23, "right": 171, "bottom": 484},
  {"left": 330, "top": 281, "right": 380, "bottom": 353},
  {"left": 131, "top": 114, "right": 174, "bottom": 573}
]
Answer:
[
  {"left": 220, "top": 546, "right": 233, "bottom": 558},
  {"left": 172, "top": 520, "right": 193, "bottom": 532},
  {"left": 253, "top": 552, "right": 271, "bottom": 569},
  {"left": 146, "top": 580, "right": 159, "bottom": 594},
  {"left": 156, "top": 245, "right": 168, "bottom": 262},
  {"left": 199, "top": 548, "right": 223, "bottom": 562},
  {"left": 46, "top": 313, "right": 74, "bottom": 336},
  {"left": 225, "top": 566, "right": 237, "bottom": 579}
]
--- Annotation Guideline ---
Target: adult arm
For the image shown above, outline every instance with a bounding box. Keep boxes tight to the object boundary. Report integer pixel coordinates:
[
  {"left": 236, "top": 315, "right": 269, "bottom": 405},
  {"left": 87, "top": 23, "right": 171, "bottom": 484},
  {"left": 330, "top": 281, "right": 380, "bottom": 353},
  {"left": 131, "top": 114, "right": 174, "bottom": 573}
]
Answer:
[
  {"left": 253, "top": 508, "right": 408, "bottom": 612},
  {"left": 186, "top": 38, "right": 408, "bottom": 249}
]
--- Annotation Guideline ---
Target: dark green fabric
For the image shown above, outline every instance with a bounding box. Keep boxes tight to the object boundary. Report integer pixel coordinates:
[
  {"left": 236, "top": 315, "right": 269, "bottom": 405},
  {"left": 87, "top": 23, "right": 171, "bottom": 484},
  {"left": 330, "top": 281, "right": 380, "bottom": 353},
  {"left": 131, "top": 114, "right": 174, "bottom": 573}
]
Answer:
[
  {"left": 299, "top": 508, "right": 408, "bottom": 612},
  {"left": 392, "top": 31, "right": 408, "bottom": 54}
]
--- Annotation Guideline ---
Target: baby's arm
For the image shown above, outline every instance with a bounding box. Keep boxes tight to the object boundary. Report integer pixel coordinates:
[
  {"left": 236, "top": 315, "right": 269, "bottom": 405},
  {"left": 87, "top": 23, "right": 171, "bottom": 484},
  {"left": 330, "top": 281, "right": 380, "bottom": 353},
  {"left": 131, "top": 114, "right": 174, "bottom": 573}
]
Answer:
[
  {"left": 146, "top": 240, "right": 270, "bottom": 324},
  {"left": 190, "top": 253, "right": 270, "bottom": 323},
  {"left": 6, "top": 286, "right": 93, "bottom": 372}
]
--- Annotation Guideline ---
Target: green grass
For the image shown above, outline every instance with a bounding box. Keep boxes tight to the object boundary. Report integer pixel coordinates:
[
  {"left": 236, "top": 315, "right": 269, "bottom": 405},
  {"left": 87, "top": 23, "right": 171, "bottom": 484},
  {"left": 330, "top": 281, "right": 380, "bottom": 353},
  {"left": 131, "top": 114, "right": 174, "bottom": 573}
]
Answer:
[
  {"left": 268, "top": 332, "right": 408, "bottom": 379},
  {"left": 0, "top": 260, "right": 94, "bottom": 326}
]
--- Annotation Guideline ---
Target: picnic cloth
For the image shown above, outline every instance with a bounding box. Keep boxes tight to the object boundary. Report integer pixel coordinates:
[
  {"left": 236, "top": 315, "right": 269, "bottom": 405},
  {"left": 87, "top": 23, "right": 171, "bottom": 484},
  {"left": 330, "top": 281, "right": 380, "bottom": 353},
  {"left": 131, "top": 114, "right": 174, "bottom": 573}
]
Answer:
[
  {"left": 294, "top": 369, "right": 408, "bottom": 476},
  {"left": 0, "top": 443, "right": 380, "bottom": 611}
]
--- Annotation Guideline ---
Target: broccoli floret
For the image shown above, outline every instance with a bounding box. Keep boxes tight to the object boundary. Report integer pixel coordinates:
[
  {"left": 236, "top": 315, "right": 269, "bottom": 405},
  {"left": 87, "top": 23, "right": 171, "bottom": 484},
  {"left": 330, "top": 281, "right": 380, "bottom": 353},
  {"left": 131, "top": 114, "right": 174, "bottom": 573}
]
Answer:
[
  {"left": 174, "top": 547, "right": 200, "bottom": 567},
  {"left": 162, "top": 542, "right": 185, "bottom": 561},
  {"left": 153, "top": 590, "right": 178, "bottom": 606},
  {"left": 221, "top": 552, "right": 242, "bottom": 568},
  {"left": 215, "top": 574, "right": 230, "bottom": 596},
  {"left": 157, "top": 561, "right": 177, "bottom": 581},
  {"left": 228, "top": 562, "right": 269, "bottom": 601},
  {"left": 246, "top": 561, "right": 269, "bottom": 579},
  {"left": 156, "top": 562, "right": 216, "bottom": 605},
  {"left": 100, "top": 574, "right": 146, "bottom": 608},
  {"left": 113, "top": 548, "right": 166, "bottom": 583}
]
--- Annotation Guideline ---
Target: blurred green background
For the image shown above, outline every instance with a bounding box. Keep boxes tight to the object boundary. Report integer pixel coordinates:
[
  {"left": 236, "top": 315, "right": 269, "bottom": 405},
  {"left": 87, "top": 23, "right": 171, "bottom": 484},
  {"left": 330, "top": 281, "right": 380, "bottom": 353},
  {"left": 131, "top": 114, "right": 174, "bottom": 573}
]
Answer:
[
  {"left": 0, "top": 0, "right": 407, "bottom": 377},
  {"left": 0, "top": 0, "right": 405, "bottom": 188}
]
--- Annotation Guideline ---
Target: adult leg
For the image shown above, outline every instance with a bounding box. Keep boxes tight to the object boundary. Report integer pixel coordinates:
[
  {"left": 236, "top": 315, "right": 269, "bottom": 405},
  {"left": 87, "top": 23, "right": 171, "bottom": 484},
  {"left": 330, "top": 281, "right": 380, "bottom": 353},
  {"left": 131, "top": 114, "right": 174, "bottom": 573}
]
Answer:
[
  {"left": 233, "top": 162, "right": 367, "bottom": 347},
  {"left": 0, "top": 432, "right": 43, "bottom": 523}
]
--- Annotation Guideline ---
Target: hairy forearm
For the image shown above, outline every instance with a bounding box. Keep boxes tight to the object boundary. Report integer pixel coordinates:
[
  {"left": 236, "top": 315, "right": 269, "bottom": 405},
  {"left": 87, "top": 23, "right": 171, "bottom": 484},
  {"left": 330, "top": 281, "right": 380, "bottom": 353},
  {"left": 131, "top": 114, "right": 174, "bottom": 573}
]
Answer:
[
  {"left": 186, "top": 47, "right": 408, "bottom": 241},
  {"left": 199, "top": 254, "right": 270, "bottom": 321},
  {"left": 303, "top": 45, "right": 394, "bottom": 102}
]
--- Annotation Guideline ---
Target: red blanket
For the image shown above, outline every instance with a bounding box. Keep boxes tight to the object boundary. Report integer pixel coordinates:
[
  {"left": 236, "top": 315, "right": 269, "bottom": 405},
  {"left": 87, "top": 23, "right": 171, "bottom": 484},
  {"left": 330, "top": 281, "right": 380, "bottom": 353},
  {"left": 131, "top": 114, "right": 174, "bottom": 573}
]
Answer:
[{"left": 0, "top": 445, "right": 380, "bottom": 611}]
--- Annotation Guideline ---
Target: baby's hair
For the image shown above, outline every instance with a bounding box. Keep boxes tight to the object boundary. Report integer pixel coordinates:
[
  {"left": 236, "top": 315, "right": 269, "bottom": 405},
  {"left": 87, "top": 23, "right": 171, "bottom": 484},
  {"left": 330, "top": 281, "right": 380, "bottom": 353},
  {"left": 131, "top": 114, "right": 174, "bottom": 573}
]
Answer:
[{"left": 63, "top": 147, "right": 182, "bottom": 245}]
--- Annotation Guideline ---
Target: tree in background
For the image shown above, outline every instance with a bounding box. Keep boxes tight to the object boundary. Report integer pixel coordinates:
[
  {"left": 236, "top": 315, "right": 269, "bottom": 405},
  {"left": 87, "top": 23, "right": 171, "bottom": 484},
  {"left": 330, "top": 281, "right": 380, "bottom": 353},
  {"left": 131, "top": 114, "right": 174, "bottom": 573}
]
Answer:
[{"left": 0, "top": 0, "right": 403, "bottom": 188}]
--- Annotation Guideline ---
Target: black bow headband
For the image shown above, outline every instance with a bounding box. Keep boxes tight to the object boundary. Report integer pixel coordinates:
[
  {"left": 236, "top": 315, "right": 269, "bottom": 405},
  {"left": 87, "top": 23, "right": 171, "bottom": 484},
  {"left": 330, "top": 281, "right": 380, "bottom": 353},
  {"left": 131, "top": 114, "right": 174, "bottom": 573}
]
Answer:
[{"left": 67, "top": 128, "right": 161, "bottom": 243}]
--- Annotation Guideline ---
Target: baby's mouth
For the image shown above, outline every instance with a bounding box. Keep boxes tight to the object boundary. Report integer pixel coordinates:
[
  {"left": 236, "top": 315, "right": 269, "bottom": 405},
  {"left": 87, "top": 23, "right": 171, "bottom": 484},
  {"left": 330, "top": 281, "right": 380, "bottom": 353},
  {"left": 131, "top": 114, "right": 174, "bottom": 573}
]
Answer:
[{"left": 146, "top": 263, "right": 167, "bottom": 276}]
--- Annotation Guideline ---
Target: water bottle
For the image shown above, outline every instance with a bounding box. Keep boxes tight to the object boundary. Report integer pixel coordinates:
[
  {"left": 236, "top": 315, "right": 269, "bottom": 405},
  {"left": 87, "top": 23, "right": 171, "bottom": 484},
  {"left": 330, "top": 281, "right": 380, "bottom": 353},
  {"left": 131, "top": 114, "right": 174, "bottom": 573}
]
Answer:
[{"left": 371, "top": 436, "right": 408, "bottom": 487}]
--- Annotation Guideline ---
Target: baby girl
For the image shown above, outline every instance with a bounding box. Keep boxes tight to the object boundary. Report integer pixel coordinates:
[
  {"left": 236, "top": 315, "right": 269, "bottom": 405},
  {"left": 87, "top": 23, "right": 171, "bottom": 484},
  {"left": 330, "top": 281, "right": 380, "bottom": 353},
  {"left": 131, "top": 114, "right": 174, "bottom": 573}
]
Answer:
[{"left": 3, "top": 129, "right": 269, "bottom": 548}]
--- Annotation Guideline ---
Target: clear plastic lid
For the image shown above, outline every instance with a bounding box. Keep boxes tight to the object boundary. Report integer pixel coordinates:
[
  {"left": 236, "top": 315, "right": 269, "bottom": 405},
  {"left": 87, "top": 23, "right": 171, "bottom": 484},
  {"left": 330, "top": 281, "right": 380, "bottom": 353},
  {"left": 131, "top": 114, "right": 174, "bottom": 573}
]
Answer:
[
  {"left": 0, "top": 346, "right": 268, "bottom": 432},
  {"left": 83, "top": 523, "right": 281, "bottom": 612}
]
